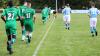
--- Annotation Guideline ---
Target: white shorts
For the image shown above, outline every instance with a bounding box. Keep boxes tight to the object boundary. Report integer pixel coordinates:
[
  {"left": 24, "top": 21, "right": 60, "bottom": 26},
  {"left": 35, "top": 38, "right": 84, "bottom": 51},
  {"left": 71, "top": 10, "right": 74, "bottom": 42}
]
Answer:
[
  {"left": 63, "top": 15, "right": 71, "bottom": 22},
  {"left": 90, "top": 18, "right": 97, "bottom": 27}
]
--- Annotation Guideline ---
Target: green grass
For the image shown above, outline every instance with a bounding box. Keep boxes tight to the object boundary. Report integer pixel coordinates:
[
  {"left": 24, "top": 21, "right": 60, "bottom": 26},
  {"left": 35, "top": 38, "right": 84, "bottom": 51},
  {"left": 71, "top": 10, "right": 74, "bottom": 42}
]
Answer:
[{"left": 0, "top": 13, "right": 100, "bottom": 56}]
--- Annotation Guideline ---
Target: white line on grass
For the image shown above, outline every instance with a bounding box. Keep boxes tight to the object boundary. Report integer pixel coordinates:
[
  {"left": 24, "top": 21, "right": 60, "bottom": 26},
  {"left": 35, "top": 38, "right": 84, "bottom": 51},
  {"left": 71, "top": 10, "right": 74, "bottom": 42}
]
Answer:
[{"left": 32, "top": 17, "right": 56, "bottom": 56}]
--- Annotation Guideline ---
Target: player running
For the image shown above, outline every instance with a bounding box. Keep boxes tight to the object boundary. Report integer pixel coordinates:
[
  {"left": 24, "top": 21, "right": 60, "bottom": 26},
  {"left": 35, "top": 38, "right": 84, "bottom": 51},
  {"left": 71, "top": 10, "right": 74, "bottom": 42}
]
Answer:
[
  {"left": 22, "top": 2, "right": 36, "bottom": 44},
  {"left": 88, "top": 3, "right": 99, "bottom": 37},
  {"left": 62, "top": 4, "right": 71, "bottom": 30},
  {"left": 1, "top": 0, "right": 20, "bottom": 54},
  {"left": 41, "top": 4, "right": 49, "bottom": 24},
  {"left": 18, "top": 0, "right": 28, "bottom": 41}
]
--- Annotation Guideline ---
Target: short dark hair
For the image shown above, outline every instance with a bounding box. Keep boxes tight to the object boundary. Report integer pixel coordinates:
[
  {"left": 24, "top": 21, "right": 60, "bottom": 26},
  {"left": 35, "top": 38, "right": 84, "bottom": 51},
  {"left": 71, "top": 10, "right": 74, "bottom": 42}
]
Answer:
[
  {"left": 44, "top": 4, "right": 48, "bottom": 7},
  {"left": 7, "top": 0, "right": 13, "bottom": 7},
  {"left": 91, "top": 3, "right": 95, "bottom": 7}
]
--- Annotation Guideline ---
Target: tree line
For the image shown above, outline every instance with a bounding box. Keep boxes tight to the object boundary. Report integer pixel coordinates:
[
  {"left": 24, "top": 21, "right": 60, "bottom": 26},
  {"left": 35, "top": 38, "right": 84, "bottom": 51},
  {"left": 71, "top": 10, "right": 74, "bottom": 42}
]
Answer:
[{"left": 0, "top": 0, "right": 100, "bottom": 9}]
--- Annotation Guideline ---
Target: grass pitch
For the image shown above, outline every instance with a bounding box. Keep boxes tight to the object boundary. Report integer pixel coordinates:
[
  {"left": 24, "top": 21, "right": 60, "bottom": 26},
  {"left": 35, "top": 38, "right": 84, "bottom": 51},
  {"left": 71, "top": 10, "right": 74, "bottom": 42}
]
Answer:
[{"left": 0, "top": 13, "right": 100, "bottom": 56}]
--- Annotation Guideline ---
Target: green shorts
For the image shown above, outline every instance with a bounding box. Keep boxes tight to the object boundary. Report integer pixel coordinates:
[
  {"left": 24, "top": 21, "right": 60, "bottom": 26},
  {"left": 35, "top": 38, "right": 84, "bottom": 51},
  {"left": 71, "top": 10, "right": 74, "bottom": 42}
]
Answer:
[
  {"left": 5, "top": 22, "right": 17, "bottom": 35},
  {"left": 24, "top": 20, "right": 34, "bottom": 32}
]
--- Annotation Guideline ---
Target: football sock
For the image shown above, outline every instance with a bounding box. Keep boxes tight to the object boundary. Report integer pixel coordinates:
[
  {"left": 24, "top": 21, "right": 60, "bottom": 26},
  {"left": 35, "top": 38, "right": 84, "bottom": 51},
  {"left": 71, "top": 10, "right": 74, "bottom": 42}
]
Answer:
[
  {"left": 93, "top": 27, "right": 98, "bottom": 36},
  {"left": 12, "top": 35, "right": 16, "bottom": 44},
  {"left": 68, "top": 23, "right": 70, "bottom": 30},
  {"left": 22, "top": 28, "right": 26, "bottom": 40},
  {"left": 90, "top": 27, "right": 94, "bottom": 37}
]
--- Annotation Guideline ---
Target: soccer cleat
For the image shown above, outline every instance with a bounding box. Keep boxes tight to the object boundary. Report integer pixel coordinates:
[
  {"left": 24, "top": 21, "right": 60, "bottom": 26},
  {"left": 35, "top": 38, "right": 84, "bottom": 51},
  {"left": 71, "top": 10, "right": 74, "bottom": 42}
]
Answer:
[
  {"left": 92, "top": 34, "right": 94, "bottom": 37},
  {"left": 95, "top": 31, "right": 98, "bottom": 36},
  {"left": 68, "top": 27, "right": 70, "bottom": 30},
  {"left": 7, "top": 41, "right": 13, "bottom": 54},
  {"left": 9, "top": 48, "right": 13, "bottom": 55},
  {"left": 65, "top": 27, "right": 67, "bottom": 29}
]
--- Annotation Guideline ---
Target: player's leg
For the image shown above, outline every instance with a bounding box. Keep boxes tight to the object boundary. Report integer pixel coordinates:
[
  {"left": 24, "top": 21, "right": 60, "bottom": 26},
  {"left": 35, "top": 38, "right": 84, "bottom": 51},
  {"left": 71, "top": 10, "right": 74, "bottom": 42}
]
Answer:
[
  {"left": 22, "top": 26, "right": 26, "bottom": 41},
  {"left": 93, "top": 19, "right": 98, "bottom": 36},
  {"left": 6, "top": 28, "right": 13, "bottom": 54},
  {"left": 90, "top": 19, "right": 94, "bottom": 37},
  {"left": 7, "top": 24, "right": 17, "bottom": 54},
  {"left": 11, "top": 27, "right": 17, "bottom": 44},
  {"left": 67, "top": 15, "right": 71, "bottom": 30},
  {"left": 20, "top": 20, "right": 26, "bottom": 41},
  {"left": 26, "top": 22, "right": 33, "bottom": 44},
  {"left": 63, "top": 15, "right": 68, "bottom": 29},
  {"left": 28, "top": 23, "right": 33, "bottom": 43},
  {"left": 42, "top": 17, "right": 46, "bottom": 24},
  {"left": 25, "top": 24, "right": 31, "bottom": 44},
  {"left": 29, "top": 23, "right": 33, "bottom": 38}
]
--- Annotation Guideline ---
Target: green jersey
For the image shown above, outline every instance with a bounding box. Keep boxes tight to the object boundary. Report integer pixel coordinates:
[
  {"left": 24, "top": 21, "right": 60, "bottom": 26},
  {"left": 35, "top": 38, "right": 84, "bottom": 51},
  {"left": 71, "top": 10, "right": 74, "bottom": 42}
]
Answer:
[
  {"left": 23, "top": 8, "right": 35, "bottom": 32},
  {"left": 2, "top": 7, "right": 19, "bottom": 24},
  {"left": 2, "top": 7, "right": 19, "bottom": 35},
  {"left": 23, "top": 8, "right": 35, "bottom": 22},
  {"left": 42, "top": 7, "right": 49, "bottom": 17}
]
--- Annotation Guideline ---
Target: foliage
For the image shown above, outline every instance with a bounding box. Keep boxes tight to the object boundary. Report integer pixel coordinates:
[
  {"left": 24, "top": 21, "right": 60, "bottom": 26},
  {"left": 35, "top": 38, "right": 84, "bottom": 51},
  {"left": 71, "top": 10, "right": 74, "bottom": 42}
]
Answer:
[{"left": 0, "top": 0, "right": 100, "bottom": 9}]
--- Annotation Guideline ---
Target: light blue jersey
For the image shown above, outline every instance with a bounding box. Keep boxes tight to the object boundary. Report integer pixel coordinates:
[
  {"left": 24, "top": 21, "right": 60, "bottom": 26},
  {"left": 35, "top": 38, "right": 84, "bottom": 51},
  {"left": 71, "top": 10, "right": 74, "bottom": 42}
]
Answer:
[
  {"left": 89, "top": 8, "right": 99, "bottom": 18},
  {"left": 62, "top": 7, "right": 71, "bottom": 16}
]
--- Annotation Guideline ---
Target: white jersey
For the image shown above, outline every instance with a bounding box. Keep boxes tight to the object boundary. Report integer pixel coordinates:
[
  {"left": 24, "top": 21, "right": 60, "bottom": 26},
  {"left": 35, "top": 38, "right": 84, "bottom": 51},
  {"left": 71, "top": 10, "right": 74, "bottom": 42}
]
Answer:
[
  {"left": 88, "top": 7, "right": 99, "bottom": 18},
  {"left": 62, "top": 7, "right": 71, "bottom": 22},
  {"left": 89, "top": 7, "right": 99, "bottom": 27},
  {"left": 62, "top": 7, "right": 71, "bottom": 16}
]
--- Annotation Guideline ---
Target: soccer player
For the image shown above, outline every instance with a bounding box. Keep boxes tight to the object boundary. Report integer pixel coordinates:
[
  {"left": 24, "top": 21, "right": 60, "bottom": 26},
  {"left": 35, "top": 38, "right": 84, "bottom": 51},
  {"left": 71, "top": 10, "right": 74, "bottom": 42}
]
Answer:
[
  {"left": 88, "top": 3, "right": 99, "bottom": 37},
  {"left": 18, "top": 0, "right": 28, "bottom": 41},
  {"left": 41, "top": 4, "right": 49, "bottom": 24},
  {"left": 62, "top": 4, "right": 71, "bottom": 30},
  {"left": 1, "top": 0, "right": 20, "bottom": 54},
  {"left": 22, "top": 2, "right": 35, "bottom": 44}
]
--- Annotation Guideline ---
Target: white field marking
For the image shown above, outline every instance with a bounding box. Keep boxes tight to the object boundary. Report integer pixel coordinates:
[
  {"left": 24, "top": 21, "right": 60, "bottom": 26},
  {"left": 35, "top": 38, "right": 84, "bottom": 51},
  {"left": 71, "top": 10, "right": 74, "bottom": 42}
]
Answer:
[{"left": 32, "top": 17, "right": 56, "bottom": 56}]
